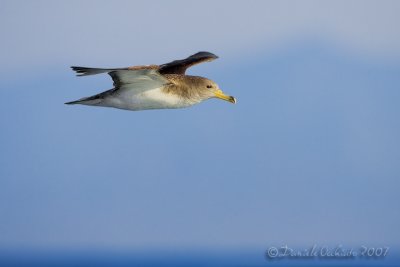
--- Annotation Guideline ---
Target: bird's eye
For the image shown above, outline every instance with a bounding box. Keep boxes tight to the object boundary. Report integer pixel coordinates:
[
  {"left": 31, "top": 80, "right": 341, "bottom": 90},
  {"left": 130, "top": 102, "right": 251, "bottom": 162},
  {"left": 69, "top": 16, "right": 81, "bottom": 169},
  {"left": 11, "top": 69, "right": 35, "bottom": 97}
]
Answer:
[{"left": 206, "top": 85, "right": 212, "bottom": 88}]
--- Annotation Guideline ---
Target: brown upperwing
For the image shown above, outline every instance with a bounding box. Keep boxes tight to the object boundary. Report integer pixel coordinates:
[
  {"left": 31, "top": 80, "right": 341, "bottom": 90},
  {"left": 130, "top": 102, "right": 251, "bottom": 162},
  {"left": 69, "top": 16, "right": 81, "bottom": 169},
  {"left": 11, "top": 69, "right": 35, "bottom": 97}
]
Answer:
[
  {"left": 71, "top": 52, "right": 218, "bottom": 87},
  {"left": 158, "top": 51, "right": 218, "bottom": 75}
]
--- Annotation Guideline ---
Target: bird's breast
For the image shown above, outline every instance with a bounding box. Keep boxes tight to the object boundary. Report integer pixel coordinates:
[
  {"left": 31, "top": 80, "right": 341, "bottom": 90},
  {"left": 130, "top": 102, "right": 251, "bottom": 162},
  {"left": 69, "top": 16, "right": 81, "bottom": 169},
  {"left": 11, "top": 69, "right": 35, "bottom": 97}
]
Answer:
[{"left": 107, "top": 87, "right": 198, "bottom": 111}]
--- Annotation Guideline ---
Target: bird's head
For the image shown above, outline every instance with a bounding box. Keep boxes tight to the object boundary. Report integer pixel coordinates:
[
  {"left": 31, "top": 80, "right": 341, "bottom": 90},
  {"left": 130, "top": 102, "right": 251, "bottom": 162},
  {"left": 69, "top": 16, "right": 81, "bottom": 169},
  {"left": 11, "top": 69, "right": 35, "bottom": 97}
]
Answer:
[{"left": 196, "top": 78, "right": 236, "bottom": 104}]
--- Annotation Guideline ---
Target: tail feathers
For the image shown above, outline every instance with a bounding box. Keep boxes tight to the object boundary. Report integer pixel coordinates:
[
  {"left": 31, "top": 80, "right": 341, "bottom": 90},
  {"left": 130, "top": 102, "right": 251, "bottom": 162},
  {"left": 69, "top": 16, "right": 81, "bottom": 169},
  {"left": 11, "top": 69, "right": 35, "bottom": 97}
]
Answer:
[
  {"left": 65, "top": 97, "right": 103, "bottom": 106},
  {"left": 71, "top": 66, "right": 114, "bottom": 76},
  {"left": 65, "top": 94, "right": 103, "bottom": 105},
  {"left": 65, "top": 89, "right": 115, "bottom": 105},
  {"left": 65, "top": 98, "right": 95, "bottom": 105},
  {"left": 65, "top": 99, "right": 81, "bottom": 105}
]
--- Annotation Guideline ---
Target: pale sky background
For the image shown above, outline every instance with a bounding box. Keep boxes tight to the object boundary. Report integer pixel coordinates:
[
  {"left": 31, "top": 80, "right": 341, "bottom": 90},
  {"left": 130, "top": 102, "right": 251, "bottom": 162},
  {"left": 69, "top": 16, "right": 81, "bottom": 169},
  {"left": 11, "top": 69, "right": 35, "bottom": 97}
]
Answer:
[{"left": 0, "top": 0, "right": 399, "bottom": 254}]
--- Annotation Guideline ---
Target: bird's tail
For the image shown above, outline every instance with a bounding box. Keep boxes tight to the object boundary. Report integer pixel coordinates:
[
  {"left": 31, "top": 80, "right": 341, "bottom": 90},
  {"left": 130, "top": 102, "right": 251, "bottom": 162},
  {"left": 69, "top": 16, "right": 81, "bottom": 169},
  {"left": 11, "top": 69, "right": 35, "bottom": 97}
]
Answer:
[
  {"left": 65, "top": 89, "right": 114, "bottom": 105},
  {"left": 65, "top": 97, "right": 102, "bottom": 105},
  {"left": 65, "top": 99, "right": 91, "bottom": 105},
  {"left": 65, "top": 99, "right": 80, "bottom": 105}
]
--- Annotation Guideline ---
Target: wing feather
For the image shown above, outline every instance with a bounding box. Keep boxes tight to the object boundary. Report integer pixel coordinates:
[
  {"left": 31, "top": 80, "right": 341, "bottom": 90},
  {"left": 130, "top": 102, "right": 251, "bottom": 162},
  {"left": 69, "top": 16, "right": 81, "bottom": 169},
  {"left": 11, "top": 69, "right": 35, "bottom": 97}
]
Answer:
[
  {"left": 71, "top": 65, "right": 159, "bottom": 76},
  {"left": 109, "top": 69, "right": 167, "bottom": 85},
  {"left": 110, "top": 69, "right": 170, "bottom": 94},
  {"left": 71, "top": 66, "right": 128, "bottom": 76},
  {"left": 71, "top": 65, "right": 170, "bottom": 97},
  {"left": 159, "top": 51, "right": 218, "bottom": 75}
]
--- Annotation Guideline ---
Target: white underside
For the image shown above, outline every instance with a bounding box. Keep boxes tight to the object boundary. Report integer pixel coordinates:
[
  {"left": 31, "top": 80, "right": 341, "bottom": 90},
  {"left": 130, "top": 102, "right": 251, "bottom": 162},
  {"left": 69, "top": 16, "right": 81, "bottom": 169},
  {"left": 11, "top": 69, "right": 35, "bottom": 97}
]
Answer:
[
  {"left": 99, "top": 87, "right": 199, "bottom": 111},
  {"left": 76, "top": 70, "right": 203, "bottom": 111}
]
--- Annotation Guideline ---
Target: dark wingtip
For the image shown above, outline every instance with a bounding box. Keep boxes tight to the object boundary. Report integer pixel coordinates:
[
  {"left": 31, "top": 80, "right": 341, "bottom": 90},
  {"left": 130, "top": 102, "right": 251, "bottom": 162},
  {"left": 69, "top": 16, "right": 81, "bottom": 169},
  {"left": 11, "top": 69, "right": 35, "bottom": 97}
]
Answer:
[
  {"left": 71, "top": 66, "right": 83, "bottom": 71},
  {"left": 70, "top": 66, "right": 92, "bottom": 76},
  {"left": 192, "top": 51, "right": 218, "bottom": 59}
]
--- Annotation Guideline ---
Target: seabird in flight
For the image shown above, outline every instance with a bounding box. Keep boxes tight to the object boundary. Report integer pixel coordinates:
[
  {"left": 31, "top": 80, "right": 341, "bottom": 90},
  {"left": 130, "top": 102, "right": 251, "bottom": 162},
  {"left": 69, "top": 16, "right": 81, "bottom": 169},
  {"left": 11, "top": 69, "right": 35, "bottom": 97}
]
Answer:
[{"left": 66, "top": 51, "right": 236, "bottom": 111}]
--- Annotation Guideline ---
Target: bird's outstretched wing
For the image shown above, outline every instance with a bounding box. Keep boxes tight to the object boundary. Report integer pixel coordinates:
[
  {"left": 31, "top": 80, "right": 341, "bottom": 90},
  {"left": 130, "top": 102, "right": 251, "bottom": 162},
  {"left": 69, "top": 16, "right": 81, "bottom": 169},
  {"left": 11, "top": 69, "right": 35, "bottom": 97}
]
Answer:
[
  {"left": 71, "top": 66, "right": 122, "bottom": 76},
  {"left": 72, "top": 66, "right": 170, "bottom": 93},
  {"left": 109, "top": 69, "right": 169, "bottom": 89},
  {"left": 71, "top": 51, "right": 217, "bottom": 77},
  {"left": 71, "top": 65, "right": 158, "bottom": 76},
  {"left": 71, "top": 66, "right": 168, "bottom": 87},
  {"left": 70, "top": 51, "right": 217, "bottom": 89},
  {"left": 159, "top": 51, "right": 218, "bottom": 75}
]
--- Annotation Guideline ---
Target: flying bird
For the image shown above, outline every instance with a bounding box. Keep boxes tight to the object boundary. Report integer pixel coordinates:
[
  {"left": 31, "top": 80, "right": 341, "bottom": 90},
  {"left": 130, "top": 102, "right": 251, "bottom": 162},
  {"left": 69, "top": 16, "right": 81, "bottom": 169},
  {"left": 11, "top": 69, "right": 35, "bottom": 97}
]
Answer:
[{"left": 66, "top": 52, "right": 236, "bottom": 111}]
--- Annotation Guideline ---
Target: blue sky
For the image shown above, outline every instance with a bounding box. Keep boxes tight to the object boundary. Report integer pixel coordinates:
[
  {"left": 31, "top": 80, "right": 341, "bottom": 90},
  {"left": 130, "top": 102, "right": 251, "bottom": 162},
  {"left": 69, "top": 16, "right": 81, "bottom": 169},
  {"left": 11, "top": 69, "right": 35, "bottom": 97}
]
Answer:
[{"left": 0, "top": 0, "right": 399, "bottom": 253}]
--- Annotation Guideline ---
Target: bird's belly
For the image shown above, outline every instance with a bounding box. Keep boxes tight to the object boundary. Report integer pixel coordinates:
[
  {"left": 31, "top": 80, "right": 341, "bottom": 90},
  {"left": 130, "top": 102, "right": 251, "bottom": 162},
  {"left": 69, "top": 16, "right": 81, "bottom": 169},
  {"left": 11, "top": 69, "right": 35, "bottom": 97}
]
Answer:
[{"left": 105, "top": 88, "right": 193, "bottom": 111}]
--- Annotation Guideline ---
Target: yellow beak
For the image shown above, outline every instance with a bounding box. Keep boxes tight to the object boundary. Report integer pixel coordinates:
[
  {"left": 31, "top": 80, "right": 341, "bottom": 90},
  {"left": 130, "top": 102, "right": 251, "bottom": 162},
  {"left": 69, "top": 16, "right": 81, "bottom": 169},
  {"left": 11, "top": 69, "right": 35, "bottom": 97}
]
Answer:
[{"left": 215, "top": 90, "right": 236, "bottom": 104}]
